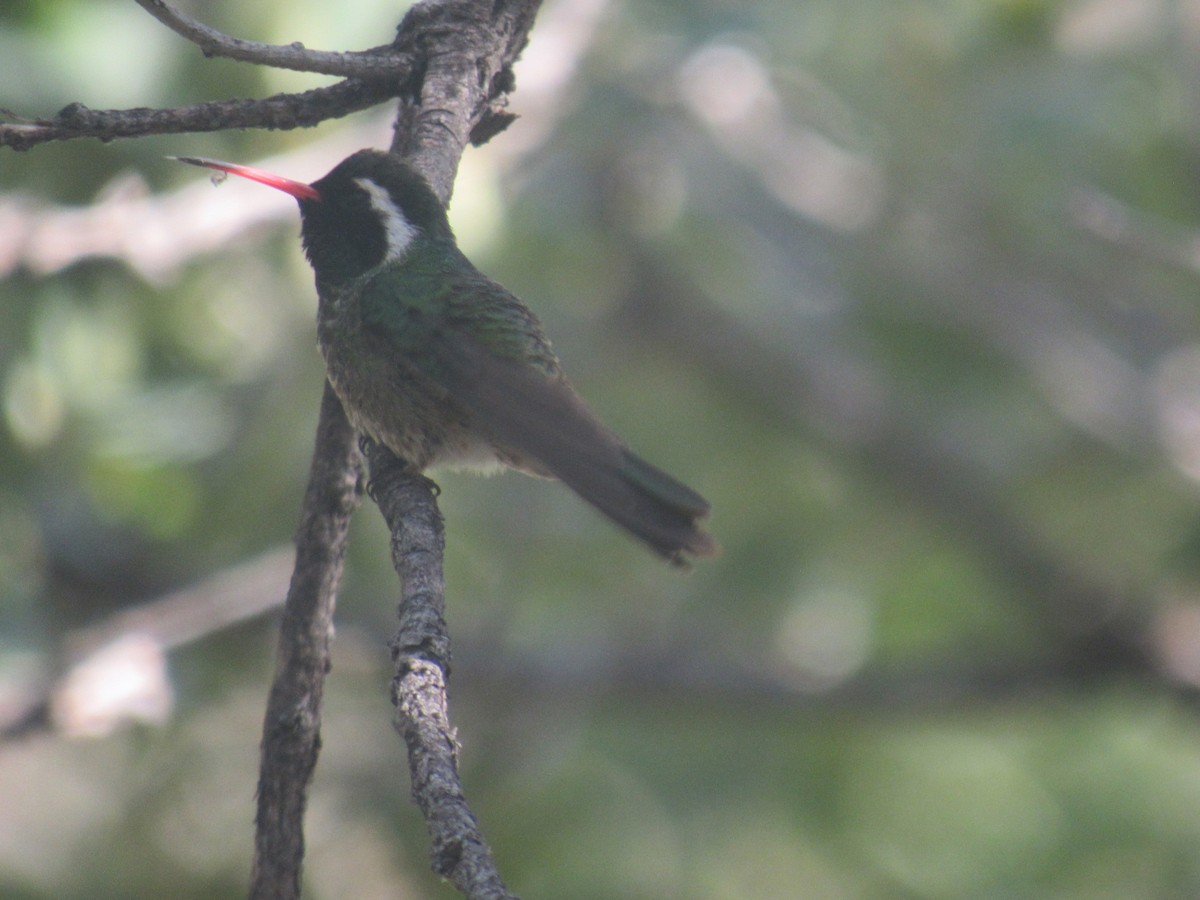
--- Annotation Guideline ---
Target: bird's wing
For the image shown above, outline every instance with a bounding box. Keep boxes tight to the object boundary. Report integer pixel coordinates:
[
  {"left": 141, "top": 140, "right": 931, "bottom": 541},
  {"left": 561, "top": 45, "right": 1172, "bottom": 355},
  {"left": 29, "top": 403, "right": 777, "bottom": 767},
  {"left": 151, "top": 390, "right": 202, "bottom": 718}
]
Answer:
[{"left": 358, "top": 269, "right": 716, "bottom": 562}]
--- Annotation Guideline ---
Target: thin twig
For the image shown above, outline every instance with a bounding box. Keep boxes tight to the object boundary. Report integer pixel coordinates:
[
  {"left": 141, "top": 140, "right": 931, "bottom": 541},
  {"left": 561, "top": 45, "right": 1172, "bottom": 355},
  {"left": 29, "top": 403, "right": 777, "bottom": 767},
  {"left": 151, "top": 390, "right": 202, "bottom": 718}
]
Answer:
[
  {"left": 133, "top": 0, "right": 409, "bottom": 77},
  {"left": 0, "top": 80, "right": 397, "bottom": 151}
]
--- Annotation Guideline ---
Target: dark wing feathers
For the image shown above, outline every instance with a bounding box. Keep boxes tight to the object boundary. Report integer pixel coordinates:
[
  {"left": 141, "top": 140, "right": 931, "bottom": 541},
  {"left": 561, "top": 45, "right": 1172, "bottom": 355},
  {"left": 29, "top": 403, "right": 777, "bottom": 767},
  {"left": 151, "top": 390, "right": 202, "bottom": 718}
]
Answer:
[
  {"left": 428, "top": 330, "right": 717, "bottom": 563},
  {"left": 359, "top": 267, "right": 717, "bottom": 563}
]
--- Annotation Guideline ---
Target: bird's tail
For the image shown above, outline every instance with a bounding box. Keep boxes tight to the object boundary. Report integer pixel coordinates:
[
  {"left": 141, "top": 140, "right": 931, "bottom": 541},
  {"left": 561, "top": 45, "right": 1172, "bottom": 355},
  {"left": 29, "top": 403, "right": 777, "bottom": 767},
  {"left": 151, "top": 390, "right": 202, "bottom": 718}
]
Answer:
[
  {"left": 531, "top": 439, "right": 718, "bottom": 565},
  {"left": 432, "top": 333, "right": 719, "bottom": 564},
  {"left": 586, "top": 448, "right": 718, "bottom": 565}
]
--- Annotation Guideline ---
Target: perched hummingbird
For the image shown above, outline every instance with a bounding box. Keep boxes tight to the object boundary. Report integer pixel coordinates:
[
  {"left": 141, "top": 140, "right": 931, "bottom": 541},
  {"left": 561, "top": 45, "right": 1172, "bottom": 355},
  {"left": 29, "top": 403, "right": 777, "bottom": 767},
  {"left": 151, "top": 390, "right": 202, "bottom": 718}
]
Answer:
[{"left": 175, "top": 150, "right": 717, "bottom": 565}]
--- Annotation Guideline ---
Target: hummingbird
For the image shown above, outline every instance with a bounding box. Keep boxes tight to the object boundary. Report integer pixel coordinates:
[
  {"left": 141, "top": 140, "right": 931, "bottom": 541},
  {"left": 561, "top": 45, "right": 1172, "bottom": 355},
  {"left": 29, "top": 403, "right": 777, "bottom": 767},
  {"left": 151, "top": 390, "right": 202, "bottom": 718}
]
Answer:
[{"left": 175, "top": 150, "right": 717, "bottom": 565}]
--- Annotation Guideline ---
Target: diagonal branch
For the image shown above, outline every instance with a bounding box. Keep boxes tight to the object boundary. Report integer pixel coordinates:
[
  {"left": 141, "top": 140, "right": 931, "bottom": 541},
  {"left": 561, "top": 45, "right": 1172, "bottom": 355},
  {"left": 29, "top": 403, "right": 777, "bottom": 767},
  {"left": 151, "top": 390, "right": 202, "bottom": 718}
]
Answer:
[
  {"left": 0, "top": 80, "right": 398, "bottom": 151},
  {"left": 364, "top": 443, "right": 516, "bottom": 899},
  {"left": 133, "top": 0, "right": 409, "bottom": 77},
  {"left": 251, "top": 383, "right": 363, "bottom": 900}
]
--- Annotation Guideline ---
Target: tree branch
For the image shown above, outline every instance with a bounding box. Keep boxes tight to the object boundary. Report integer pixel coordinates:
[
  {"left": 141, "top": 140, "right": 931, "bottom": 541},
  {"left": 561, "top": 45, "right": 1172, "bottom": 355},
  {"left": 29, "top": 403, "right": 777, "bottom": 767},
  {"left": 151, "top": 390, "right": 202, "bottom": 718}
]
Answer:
[
  {"left": 367, "top": 3, "right": 544, "bottom": 895},
  {"left": 133, "top": 0, "right": 409, "bottom": 77},
  {"left": 364, "top": 443, "right": 516, "bottom": 899},
  {"left": 0, "top": 80, "right": 397, "bottom": 151},
  {"left": 250, "top": 383, "right": 362, "bottom": 900},
  {"left": 390, "top": 0, "right": 542, "bottom": 199}
]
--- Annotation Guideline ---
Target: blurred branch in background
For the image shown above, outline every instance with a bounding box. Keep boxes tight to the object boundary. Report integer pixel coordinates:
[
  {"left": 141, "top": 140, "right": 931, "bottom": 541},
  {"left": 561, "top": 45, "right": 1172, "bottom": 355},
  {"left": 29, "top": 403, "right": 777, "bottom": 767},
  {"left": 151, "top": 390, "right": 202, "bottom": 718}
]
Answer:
[
  {"left": 1073, "top": 185, "right": 1200, "bottom": 278},
  {"left": 0, "top": 547, "right": 294, "bottom": 740},
  {"left": 6, "top": 527, "right": 1190, "bottom": 750},
  {"left": 0, "top": 124, "right": 384, "bottom": 281}
]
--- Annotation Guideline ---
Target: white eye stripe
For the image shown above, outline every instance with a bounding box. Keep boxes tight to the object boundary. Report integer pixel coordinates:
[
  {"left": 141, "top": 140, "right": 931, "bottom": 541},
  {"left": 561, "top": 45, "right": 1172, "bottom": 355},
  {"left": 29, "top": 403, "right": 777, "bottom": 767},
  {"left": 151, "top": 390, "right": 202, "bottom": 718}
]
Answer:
[{"left": 355, "top": 176, "right": 417, "bottom": 263}]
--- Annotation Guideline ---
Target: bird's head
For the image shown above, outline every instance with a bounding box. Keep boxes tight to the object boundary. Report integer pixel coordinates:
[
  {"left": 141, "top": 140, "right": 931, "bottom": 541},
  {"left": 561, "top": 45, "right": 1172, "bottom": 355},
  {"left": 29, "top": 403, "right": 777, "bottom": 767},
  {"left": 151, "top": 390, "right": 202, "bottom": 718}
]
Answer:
[{"left": 174, "top": 149, "right": 452, "bottom": 288}]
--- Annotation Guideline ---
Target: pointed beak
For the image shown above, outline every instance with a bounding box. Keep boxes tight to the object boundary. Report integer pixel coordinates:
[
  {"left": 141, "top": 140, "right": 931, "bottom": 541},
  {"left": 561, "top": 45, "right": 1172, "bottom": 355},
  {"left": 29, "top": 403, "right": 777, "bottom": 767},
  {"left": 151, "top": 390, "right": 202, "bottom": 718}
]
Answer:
[{"left": 170, "top": 155, "right": 321, "bottom": 201}]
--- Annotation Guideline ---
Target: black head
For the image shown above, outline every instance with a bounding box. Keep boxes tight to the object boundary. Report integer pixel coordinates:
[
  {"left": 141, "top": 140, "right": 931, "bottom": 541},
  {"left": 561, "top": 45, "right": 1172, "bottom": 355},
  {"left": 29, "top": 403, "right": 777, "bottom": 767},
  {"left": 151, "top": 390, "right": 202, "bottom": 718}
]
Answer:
[
  {"left": 300, "top": 150, "right": 454, "bottom": 288},
  {"left": 173, "top": 150, "right": 453, "bottom": 289}
]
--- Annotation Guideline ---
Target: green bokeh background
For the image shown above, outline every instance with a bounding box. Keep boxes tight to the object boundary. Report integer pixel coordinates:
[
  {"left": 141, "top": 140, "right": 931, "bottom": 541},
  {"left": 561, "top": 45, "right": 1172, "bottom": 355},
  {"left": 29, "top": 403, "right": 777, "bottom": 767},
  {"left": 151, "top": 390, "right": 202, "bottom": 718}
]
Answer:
[{"left": 4, "top": 0, "right": 1200, "bottom": 896}]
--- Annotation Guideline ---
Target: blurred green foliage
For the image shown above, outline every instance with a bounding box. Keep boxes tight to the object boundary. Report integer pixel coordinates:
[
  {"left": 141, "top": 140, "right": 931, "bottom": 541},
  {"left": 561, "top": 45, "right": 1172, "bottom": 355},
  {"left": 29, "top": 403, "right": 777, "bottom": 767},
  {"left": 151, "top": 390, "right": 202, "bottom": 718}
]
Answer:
[{"left": 5, "top": 0, "right": 1200, "bottom": 896}]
